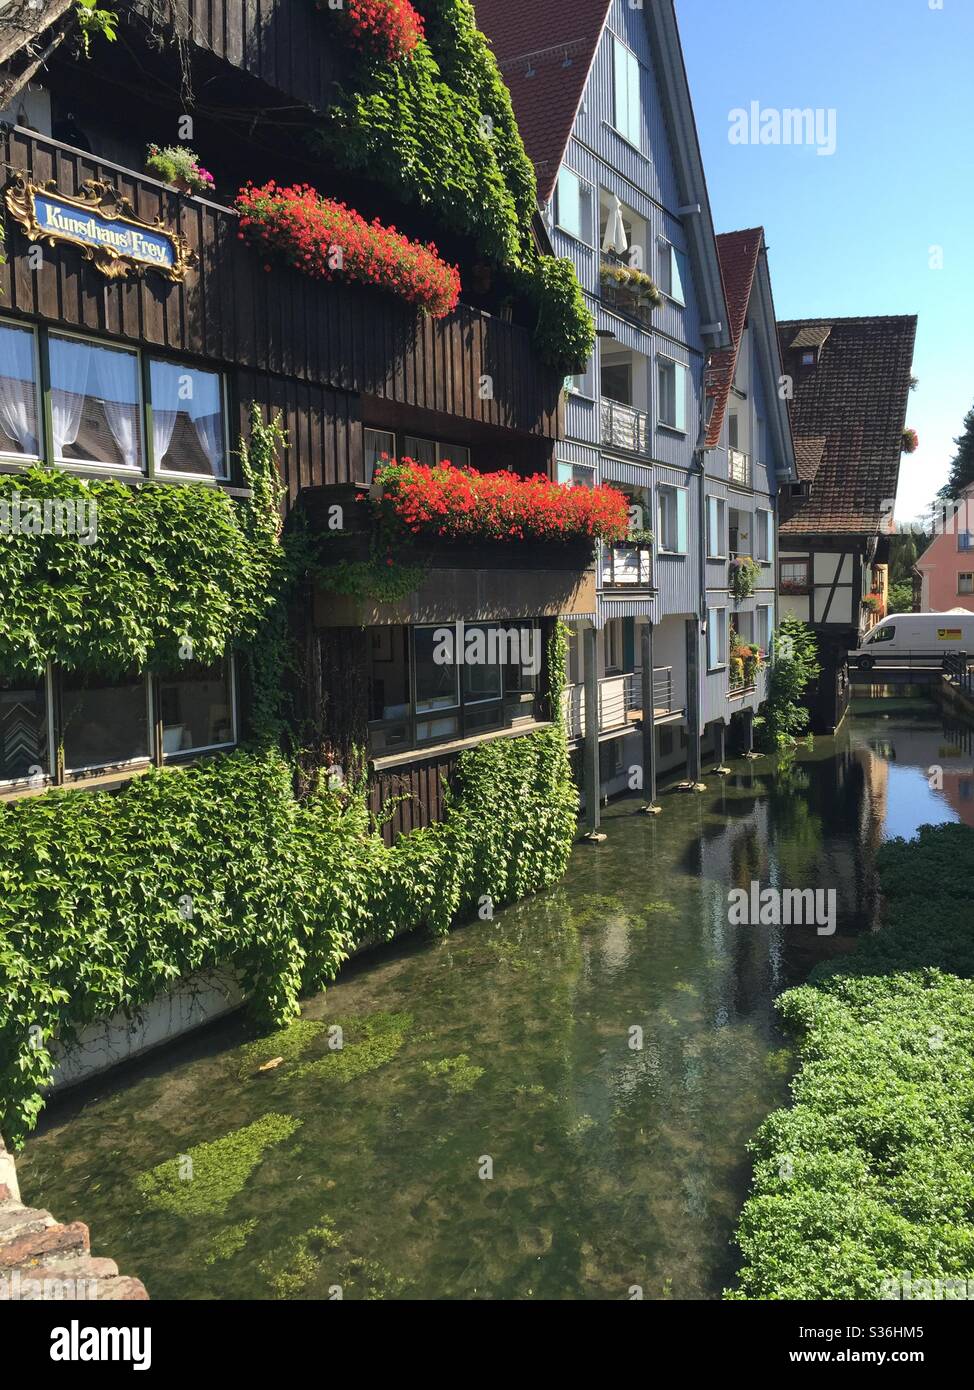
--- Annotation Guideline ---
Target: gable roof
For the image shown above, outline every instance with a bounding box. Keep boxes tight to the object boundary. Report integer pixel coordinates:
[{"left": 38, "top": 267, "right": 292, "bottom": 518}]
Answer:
[
  {"left": 705, "top": 229, "right": 763, "bottom": 448},
  {"left": 777, "top": 315, "right": 918, "bottom": 536},
  {"left": 473, "top": 0, "right": 611, "bottom": 204}
]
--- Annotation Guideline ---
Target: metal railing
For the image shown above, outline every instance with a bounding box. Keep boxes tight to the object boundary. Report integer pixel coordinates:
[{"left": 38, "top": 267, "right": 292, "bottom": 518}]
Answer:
[
  {"left": 601, "top": 398, "right": 651, "bottom": 455},
  {"left": 601, "top": 543, "right": 653, "bottom": 589},
  {"left": 562, "top": 667, "right": 677, "bottom": 739},
  {"left": 943, "top": 652, "right": 973, "bottom": 697},
  {"left": 729, "top": 448, "right": 752, "bottom": 488}
]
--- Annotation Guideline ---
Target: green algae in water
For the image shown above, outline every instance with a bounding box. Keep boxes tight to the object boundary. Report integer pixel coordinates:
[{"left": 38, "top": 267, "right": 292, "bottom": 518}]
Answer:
[
  {"left": 205, "top": 1218, "right": 258, "bottom": 1265},
  {"left": 136, "top": 1113, "right": 301, "bottom": 1218},
  {"left": 238, "top": 1019, "right": 325, "bottom": 1078},
  {"left": 422, "top": 1054, "right": 485, "bottom": 1095},
  {"left": 291, "top": 1010, "right": 412, "bottom": 1084},
  {"left": 259, "top": 1219, "right": 342, "bottom": 1298}
]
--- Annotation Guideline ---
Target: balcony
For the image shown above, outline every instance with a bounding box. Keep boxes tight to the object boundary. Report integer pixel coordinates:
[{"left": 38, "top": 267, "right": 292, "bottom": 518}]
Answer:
[
  {"left": 563, "top": 668, "right": 678, "bottom": 740},
  {"left": 729, "top": 449, "right": 753, "bottom": 488},
  {"left": 601, "top": 543, "right": 653, "bottom": 591},
  {"left": 601, "top": 398, "right": 651, "bottom": 456},
  {"left": 599, "top": 253, "right": 657, "bottom": 329}
]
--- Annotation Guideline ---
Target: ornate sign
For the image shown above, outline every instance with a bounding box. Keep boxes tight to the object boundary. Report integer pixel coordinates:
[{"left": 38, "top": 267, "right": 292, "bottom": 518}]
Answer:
[{"left": 3, "top": 176, "right": 193, "bottom": 282}]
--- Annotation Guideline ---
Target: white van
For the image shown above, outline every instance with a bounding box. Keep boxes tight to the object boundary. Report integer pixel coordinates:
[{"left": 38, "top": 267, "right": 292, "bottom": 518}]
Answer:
[{"left": 852, "top": 611, "right": 974, "bottom": 669}]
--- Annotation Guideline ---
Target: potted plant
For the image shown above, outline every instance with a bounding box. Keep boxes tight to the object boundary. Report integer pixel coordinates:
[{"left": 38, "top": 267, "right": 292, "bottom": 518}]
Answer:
[
  {"left": 145, "top": 144, "right": 215, "bottom": 195},
  {"left": 729, "top": 554, "right": 761, "bottom": 600},
  {"left": 599, "top": 261, "right": 664, "bottom": 308}
]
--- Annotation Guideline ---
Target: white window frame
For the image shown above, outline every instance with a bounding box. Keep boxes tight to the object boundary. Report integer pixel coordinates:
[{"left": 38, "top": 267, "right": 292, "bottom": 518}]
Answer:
[
  {"left": 756, "top": 604, "right": 774, "bottom": 655},
  {"left": 61, "top": 671, "right": 155, "bottom": 776},
  {"left": 0, "top": 665, "right": 55, "bottom": 789},
  {"left": 611, "top": 35, "right": 642, "bottom": 150},
  {"left": 554, "top": 166, "right": 595, "bottom": 246},
  {"left": 707, "top": 495, "right": 727, "bottom": 559},
  {"left": 658, "top": 482, "right": 689, "bottom": 556},
  {"left": 659, "top": 242, "right": 687, "bottom": 306},
  {"left": 657, "top": 355, "right": 688, "bottom": 434},
  {"left": 0, "top": 317, "right": 44, "bottom": 463},
  {"left": 160, "top": 655, "right": 239, "bottom": 761},
  {"left": 756, "top": 508, "right": 774, "bottom": 565},
  {"left": 707, "top": 607, "right": 728, "bottom": 671},
  {"left": 48, "top": 328, "right": 145, "bottom": 474},
  {"left": 149, "top": 358, "right": 231, "bottom": 482}
]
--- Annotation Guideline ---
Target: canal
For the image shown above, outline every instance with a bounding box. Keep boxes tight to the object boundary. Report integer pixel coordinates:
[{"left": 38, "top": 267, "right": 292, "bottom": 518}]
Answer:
[{"left": 17, "top": 696, "right": 974, "bottom": 1300}]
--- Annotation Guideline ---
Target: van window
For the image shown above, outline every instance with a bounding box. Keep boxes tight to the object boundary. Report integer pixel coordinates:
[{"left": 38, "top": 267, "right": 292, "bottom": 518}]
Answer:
[{"left": 869, "top": 626, "right": 895, "bottom": 644}]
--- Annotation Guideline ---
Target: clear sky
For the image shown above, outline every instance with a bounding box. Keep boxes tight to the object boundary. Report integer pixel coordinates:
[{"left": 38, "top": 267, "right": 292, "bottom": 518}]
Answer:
[{"left": 676, "top": 0, "right": 974, "bottom": 523}]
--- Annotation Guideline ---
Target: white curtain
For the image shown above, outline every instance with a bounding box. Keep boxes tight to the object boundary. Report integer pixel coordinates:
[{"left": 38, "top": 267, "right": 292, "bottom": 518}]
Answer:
[
  {"left": 192, "top": 411, "right": 224, "bottom": 477},
  {"left": 148, "top": 360, "right": 180, "bottom": 468},
  {"left": 0, "top": 326, "right": 38, "bottom": 455},
  {"left": 49, "top": 337, "right": 90, "bottom": 460},
  {"left": 94, "top": 347, "right": 140, "bottom": 469}
]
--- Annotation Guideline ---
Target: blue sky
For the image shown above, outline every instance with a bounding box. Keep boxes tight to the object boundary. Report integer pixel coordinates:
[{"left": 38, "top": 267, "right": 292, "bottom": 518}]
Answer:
[{"left": 677, "top": 0, "right": 974, "bottom": 522}]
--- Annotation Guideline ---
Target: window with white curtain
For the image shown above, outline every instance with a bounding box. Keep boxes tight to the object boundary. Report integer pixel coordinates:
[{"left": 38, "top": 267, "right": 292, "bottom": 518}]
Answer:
[
  {"left": 50, "top": 335, "right": 143, "bottom": 470},
  {"left": 149, "top": 360, "right": 227, "bottom": 478},
  {"left": 0, "top": 322, "right": 41, "bottom": 459}
]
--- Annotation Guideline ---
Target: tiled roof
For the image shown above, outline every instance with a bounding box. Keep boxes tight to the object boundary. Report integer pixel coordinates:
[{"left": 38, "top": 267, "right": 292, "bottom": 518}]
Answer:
[
  {"left": 777, "top": 315, "right": 918, "bottom": 536},
  {"left": 473, "top": 0, "right": 612, "bottom": 203},
  {"left": 705, "top": 229, "right": 764, "bottom": 448},
  {"left": 794, "top": 435, "right": 828, "bottom": 483},
  {"left": 789, "top": 324, "right": 833, "bottom": 351}
]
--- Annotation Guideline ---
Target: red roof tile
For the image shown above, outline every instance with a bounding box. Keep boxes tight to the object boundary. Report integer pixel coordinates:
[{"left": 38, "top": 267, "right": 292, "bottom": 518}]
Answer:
[
  {"left": 474, "top": 0, "right": 612, "bottom": 203},
  {"left": 777, "top": 316, "right": 918, "bottom": 536},
  {"left": 705, "top": 229, "right": 764, "bottom": 448}
]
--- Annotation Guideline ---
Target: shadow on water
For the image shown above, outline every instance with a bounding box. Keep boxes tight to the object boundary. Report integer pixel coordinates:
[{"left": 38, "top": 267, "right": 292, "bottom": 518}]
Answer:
[{"left": 16, "top": 695, "right": 974, "bottom": 1301}]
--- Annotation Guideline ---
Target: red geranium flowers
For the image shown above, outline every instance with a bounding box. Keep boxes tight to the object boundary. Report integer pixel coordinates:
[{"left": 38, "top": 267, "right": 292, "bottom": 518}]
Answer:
[
  {"left": 235, "top": 182, "right": 461, "bottom": 318},
  {"left": 373, "top": 458, "right": 631, "bottom": 545},
  {"left": 320, "top": 0, "right": 425, "bottom": 64}
]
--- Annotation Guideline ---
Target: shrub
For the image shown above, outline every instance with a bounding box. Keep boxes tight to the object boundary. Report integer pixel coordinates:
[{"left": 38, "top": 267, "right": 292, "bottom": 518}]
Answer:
[
  {"left": 235, "top": 181, "right": 461, "bottom": 318},
  {"left": 756, "top": 616, "right": 821, "bottom": 749}
]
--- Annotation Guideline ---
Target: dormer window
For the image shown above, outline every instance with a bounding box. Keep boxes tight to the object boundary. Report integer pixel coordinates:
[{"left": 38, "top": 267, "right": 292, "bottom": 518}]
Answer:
[{"left": 801, "top": 350, "right": 817, "bottom": 367}]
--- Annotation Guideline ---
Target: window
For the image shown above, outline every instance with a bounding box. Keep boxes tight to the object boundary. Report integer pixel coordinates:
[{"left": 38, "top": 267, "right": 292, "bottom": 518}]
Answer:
[
  {"left": 707, "top": 608, "right": 728, "bottom": 669},
  {"left": 0, "top": 322, "right": 41, "bottom": 458},
  {"left": 659, "top": 244, "right": 688, "bottom": 305},
  {"left": 734, "top": 611, "right": 755, "bottom": 644},
  {"left": 801, "top": 350, "right": 816, "bottom": 367},
  {"left": 403, "top": 436, "right": 470, "bottom": 469},
  {"left": 149, "top": 361, "right": 227, "bottom": 478},
  {"left": 565, "top": 356, "right": 596, "bottom": 400},
  {"left": 755, "top": 509, "right": 774, "bottom": 565},
  {"left": 159, "top": 660, "right": 235, "bottom": 757},
  {"left": 960, "top": 574, "right": 974, "bottom": 595},
  {"left": 756, "top": 604, "right": 774, "bottom": 654},
  {"left": 462, "top": 626, "right": 503, "bottom": 705},
  {"left": 780, "top": 559, "right": 810, "bottom": 593},
  {"left": 707, "top": 495, "right": 727, "bottom": 558},
  {"left": 0, "top": 674, "right": 49, "bottom": 784},
  {"left": 605, "top": 619, "right": 624, "bottom": 674},
  {"left": 869, "top": 625, "right": 896, "bottom": 644},
  {"left": 556, "top": 461, "right": 595, "bottom": 488},
  {"left": 658, "top": 357, "right": 688, "bottom": 432},
  {"left": 50, "top": 335, "right": 143, "bottom": 470},
  {"left": 554, "top": 168, "right": 594, "bottom": 244},
  {"left": 611, "top": 37, "right": 641, "bottom": 148},
  {"left": 959, "top": 533, "right": 973, "bottom": 552},
  {"left": 658, "top": 484, "right": 688, "bottom": 554},
  {"left": 363, "top": 428, "right": 395, "bottom": 485},
  {"left": 728, "top": 413, "right": 739, "bottom": 450},
  {"left": 61, "top": 670, "right": 151, "bottom": 772}
]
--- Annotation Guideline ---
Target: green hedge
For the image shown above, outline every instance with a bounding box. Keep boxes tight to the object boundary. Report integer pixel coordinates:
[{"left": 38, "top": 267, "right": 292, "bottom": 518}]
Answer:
[
  {"left": 727, "top": 823, "right": 974, "bottom": 1299},
  {"left": 0, "top": 725, "right": 578, "bottom": 1147}
]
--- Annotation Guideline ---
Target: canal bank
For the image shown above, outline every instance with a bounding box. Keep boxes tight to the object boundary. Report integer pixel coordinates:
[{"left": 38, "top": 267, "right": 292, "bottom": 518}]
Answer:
[{"left": 16, "top": 701, "right": 974, "bottom": 1300}]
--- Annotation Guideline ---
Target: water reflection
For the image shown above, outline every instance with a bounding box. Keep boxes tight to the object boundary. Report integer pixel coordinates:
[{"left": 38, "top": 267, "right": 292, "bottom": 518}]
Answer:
[{"left": 16, "top": 700, "right": 972, "bottom": 1301}]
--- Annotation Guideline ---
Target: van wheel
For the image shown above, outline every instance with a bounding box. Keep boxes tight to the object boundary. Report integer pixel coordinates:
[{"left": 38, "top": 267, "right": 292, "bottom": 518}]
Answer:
[{"left": 858, "top": 656, "right": 874, "bottom": 672}]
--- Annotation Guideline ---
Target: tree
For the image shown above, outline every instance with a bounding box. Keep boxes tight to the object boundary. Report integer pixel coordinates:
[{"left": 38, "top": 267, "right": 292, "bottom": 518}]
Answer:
[
  {"left": 939, "top": 403, "right": 974, "bottom": 500},
  {"left": 887, "top": 580, "right": 915, "bottom": 616},
  {"left": 757, "top": 616, "right": 821, "bottom": 750},
  {"left": 0, "top": 1, "right": 116, "bottom": 110}
]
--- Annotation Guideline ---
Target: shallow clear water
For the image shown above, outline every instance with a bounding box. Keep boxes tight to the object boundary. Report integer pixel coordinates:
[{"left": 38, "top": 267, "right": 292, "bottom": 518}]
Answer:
[{"left": 17, "top": 698, "right": 974, "bottom": 1300}]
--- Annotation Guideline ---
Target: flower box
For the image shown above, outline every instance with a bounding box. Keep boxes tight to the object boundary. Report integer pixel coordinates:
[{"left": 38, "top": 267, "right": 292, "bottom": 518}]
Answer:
[{"left": 321, "top": 0, "right": 425, "bottom": 64}]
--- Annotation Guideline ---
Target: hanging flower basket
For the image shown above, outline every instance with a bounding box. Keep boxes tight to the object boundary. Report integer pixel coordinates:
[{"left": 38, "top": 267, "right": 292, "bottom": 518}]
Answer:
[
  {"left": 729, "top": 555, "right": 761, "bottom": 600},
  {"left": 372, "top": 458, "right": 631, "bottom": 546},
  {"left": 902, "top": 428, "right": 919, "bottom": 454},
  {"left": 862, "top": 592, "right": 886, "bottom": 617},
  {"left": 235, "top": 182, "right": 461, "bottom": 318},
  {"left": 320, "top": 0, "right": 425, "bottom": 64},
  {"left": 145, "top": 144, "right": 215, "bottom": 195}
]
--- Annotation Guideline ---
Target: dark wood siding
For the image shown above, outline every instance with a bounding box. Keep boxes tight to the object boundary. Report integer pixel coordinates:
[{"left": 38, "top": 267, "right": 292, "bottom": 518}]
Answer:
[
  {"left": 0, "top": 130, "right": 562, "bottom": 443},
  {"left": 370, "top": 754, "right": 458, "bottom": 845}
]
